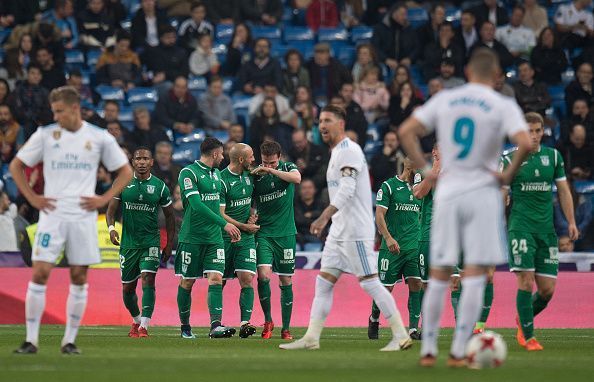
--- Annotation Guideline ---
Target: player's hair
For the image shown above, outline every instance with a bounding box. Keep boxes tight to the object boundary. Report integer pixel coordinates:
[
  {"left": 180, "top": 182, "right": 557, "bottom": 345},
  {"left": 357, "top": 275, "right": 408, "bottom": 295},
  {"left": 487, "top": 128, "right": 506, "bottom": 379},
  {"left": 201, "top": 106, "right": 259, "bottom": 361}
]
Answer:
[
  {"left": 525, "top": 112, "right": 544, "bottom": 126},
  {"left": 467, "top": 48, "right": 500, "bottom": 79},
  {"left": 190, "top": 1, "right": 205, "bottom": 11},
  {"left": 260, "top": 140, "right": 281, "bottom": 157},
  {"left": 133, "top": 146, "right": 153, "bottom": 157},
  {"left": 49, "top": 86, "right": 81, "bottom": 105},
  {"left": 155, "top": 141, "right": 173, "bottom": 151},
  {"left": 200, "top": 137, "right": 224, "bottom": 155},
  {"left": 321, "top": 104, "right": 346, "bottom": 121},
  {"left": 104, "top": 99, "right": 120, "bottom": 110}
]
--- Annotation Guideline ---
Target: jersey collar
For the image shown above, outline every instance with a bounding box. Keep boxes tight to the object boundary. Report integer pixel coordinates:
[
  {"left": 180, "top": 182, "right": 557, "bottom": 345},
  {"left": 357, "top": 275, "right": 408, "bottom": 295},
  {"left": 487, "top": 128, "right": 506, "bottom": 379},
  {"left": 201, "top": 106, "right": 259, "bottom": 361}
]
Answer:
[
  {"left": 133, "top": 172, "right": 152, "bottom": 181},
  {"left": 227, "top": 166, "right": 241, "bottom": 176},
  {"left": 195, "top": 160, "right": 212, "bottom": 171}
]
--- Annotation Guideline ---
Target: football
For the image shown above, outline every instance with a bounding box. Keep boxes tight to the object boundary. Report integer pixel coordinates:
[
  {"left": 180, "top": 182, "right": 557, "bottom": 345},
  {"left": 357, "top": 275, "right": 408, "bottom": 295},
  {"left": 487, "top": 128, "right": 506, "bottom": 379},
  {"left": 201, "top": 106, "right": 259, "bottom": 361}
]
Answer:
[{"left": 466, "top": 331, "right": 508, "bottom": 369}]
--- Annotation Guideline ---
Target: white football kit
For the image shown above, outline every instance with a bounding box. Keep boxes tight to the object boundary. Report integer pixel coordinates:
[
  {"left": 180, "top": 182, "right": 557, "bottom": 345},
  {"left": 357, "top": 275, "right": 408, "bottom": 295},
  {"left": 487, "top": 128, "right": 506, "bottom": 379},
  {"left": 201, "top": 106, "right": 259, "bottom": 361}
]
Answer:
[
  {"left": 413, "top": 83, "right": 528, "bottom": 267},
  {"left": 17, "top": 122, "right": 128, "bottom": 265},
  {"left": 321, "top": 137, "right": 377, "bottom": 277}
]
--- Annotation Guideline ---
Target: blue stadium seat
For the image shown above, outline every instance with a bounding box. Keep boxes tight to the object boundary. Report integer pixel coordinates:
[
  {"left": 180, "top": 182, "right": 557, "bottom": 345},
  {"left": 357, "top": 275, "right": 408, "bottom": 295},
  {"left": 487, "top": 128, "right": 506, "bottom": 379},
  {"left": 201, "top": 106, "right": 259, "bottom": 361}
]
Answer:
[
  {"left": 303, "top": 242, "right": 322, "bottom": 252},
  {"left": 445, "top": 7, "right": 461, "bottom": 27},
  {"left": 0, "top": 48, "right": 6, "bottom": 64},
  {"left": 0, "top": 28, "right": 12, "bottom": 45},
  {"left": 287, "top": 40, "right": 315, "bottom": 59},
  {"left": 187, "top": 76, "right": 208, "bottom": 91},
  {"left": 408, "top": 8, "right": 429, "bottom": 28},
  {"left": 283, "top": 26, "right": 314, "bottom": 43},
  {"left": 131, "top": 101, "right": 156, "bottom": 112},
  {"left": 65, "top": 49, "right": 85, "bottom": 68},
  {"left": 350, "top": 26, "right": 373, "bottom": 44},
  {"left": 548, "top": 85, "right": 565, "bottom": 101},
  {"left": 212, "top": 43, "right": 227, "bottom": 65},
  {"left": 251, "top": 26, "right": 282, "bottom": 43},
  {"left": 364, "top": 140, "right": 383, "bottom": 161},
  {"left": 118, "top": 107, "right": 134, "bottom": 131},
  {"left": 318, "top": 27, "right": 348, "bottom": 42},
  {"left": 337, "top": 46, "right": 357, "bottom": 69},
  {"left": 127, "top": 87, "right": 158, "bottom": 104},
  {"left": 282, "top": 7, "right": 293, "bottom": 23},
  {"left": 172, "top": 143, "right": 201, "bottom": 166},
  {"left": 215, "top": 24, "right": 234, "bottom": 44},
  {"left": 418, "top": 85, "right": 429, "bottom": 99},
  {"left": 86, "top": 49, "right": 102, "bottom": 68},
  {"left": 270, "top": 43, "right": 293, "bottom": 60},
  {"left": 232, "top": 94, "right": 253, "bottom": 109},
  {"left": 222, "top": 77, "right": 235, "bottom": 94},
  {"left": 209, "top": 129, "right": 229, "bottom": 143},
  {"left": 95, "top": 85, "right": 125, "bottom": 101}
]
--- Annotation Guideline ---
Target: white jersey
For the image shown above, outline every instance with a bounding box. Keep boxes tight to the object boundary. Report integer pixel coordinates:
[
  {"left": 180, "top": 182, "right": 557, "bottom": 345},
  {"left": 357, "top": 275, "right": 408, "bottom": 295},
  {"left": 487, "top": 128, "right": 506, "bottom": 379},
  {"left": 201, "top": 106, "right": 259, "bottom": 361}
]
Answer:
[
  {"left": 326, "top": 137, "right": 375, "bottom": 241},
  {"left": 17, "top": 121, "right": 128, "bottom": 220},
  {"left": 413, "top": 83, "right": 527, "bottom": 201}
]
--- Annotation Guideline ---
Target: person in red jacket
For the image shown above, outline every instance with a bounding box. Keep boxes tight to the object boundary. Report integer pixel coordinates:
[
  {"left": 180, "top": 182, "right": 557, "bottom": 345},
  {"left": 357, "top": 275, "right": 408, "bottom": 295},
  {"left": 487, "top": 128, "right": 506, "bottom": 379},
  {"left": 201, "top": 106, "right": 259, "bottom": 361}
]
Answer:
[{"left": 306, "top": 0, "right": 339, "bottom": 31}]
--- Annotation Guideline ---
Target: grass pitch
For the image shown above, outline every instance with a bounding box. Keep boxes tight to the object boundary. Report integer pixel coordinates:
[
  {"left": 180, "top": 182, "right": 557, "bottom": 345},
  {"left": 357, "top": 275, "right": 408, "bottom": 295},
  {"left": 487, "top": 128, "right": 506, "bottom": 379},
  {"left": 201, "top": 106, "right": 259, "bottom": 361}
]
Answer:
[{"left": 0, "top": 326, "right": 592, "bottom": 382}]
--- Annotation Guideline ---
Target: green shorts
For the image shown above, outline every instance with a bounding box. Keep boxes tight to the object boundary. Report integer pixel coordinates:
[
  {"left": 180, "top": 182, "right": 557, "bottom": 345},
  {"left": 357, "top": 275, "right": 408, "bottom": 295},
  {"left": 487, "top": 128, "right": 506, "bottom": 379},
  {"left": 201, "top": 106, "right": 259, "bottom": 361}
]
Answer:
[
  {"left": 119, "top": 247, "right": 161, "bottom": 283},
  {"left": 174, "top": 242, "right": 225, "bottom": 279},
  {"left": 508, "top": 231, "right": 559, "bottom": 277},
  {"left": 378, "top": 248, "right": 421, "bottom": 286},
  {"left": 417, "top": 241, "right": 430, "bottom": 282},
  {"left": 256, "top": 235, "right": 296, "bottom": 276},
  {"left": 223, "top": 238, "right": 257, "bottom": 279}
]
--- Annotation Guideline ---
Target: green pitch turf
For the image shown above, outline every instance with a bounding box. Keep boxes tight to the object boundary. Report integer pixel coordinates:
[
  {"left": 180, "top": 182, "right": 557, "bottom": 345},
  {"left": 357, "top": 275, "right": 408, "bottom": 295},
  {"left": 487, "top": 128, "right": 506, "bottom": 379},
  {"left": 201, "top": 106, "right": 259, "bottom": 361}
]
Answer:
[{"left": 1, "top": 326, "right": 593, "bottom": 382}]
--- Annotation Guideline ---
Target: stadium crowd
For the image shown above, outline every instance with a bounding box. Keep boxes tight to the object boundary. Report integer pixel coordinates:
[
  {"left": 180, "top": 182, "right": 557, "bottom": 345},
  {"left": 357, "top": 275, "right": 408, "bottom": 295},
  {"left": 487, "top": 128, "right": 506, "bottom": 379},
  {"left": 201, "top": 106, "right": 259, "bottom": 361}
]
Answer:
[{"left": 0, "top": 0, "right": 593, "bottom": 254}]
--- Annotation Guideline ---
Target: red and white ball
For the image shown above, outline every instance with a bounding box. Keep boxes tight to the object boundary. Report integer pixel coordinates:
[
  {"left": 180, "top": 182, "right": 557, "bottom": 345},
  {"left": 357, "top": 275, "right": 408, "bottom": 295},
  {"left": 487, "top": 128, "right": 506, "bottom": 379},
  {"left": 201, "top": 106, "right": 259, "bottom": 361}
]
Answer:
[{"left": 466, "top": 331, "right": 507, "bottom": 369}]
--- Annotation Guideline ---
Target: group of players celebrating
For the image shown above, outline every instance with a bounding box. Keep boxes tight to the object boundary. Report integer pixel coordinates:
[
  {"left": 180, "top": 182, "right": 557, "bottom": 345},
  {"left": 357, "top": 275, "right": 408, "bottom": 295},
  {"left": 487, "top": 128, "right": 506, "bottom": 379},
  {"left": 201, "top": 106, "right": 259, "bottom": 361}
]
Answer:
[{"left": 10, "top": 47, "right": 579, "bottom": 368}]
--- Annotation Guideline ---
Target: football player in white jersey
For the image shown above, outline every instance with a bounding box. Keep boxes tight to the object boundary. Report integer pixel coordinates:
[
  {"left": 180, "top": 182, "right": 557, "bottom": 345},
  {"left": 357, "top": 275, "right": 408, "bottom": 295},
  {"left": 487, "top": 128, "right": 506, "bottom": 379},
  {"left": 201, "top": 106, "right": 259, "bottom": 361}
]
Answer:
[
  {"left": 10, "top": 87, "right": 133, "bottom": 354},
  {"left": 399, "top": 48, "right": 532, "bottom": 367},
  {"left": 280, "top": 105, "right": 411, "bottom": 352}
]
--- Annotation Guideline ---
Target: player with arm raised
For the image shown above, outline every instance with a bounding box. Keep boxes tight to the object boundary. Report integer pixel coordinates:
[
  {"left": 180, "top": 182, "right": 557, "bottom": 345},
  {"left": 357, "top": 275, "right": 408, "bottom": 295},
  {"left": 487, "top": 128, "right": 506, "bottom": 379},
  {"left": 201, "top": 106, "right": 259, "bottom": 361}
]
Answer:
[
  {"left": 399, "top": 48, "right": 532, "bottom": 367},
  {"left": 219, "top": 143, "right": 260, "bottom": 338},
  {"left": 11, "top": 86, "right": 133, "bottom": 354},
  {"left": 504, "top": 112, "right": 578, "bottom": 351},
  {"left": 280, "top": 105, "right": 411, "bottom": 352},
  {"left": 175, "top": 138, "right": 241, "bottom": 339},
  {"left": 106, "top": 147, "right": 175, "bottom": 338},
  {"left": 251, "top": 141, "right": 301, "bottom": 340}
]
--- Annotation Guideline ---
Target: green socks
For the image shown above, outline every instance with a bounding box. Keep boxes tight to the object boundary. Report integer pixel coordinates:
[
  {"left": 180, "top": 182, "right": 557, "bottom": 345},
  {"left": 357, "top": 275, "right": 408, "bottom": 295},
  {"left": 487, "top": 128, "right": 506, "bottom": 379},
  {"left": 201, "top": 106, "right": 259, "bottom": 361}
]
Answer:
[
  {"left": 141, "top": 286, "right": 156, "bottom": 319},
  {"left": 479, "top": 282, "right": 494, "bottom": 323},
  {"left": 280, "top": 284, "right": 293, "bottom": 331},
  {"left": 177, "top": 285, "right": 191, "bottom": 325},
  {"left": 408, "top": 291, "right": 421, "bottom": 330},
  {"left": 370, "top": 301, "right": 381, "bottom": 321},
  {"left": 517, "top": 289, "right": 534, "bottom": 340},
  {"left": 258, "top": 279, "right": 272, "bottom": 322},
  {"left": 240, "top": 287, "right": 254, "bottom": 322},
  {"left": 123, "top": 290, "right": 140, "bottom": 318},
  {"left": 532, "top": 293, "right": 550, "bottom": 317},
  {"left": 208, "top": 284, "right": 223, "bottom": 324},
  {"left": 451, "top": 289, "right": 461, "bottom": 321}
]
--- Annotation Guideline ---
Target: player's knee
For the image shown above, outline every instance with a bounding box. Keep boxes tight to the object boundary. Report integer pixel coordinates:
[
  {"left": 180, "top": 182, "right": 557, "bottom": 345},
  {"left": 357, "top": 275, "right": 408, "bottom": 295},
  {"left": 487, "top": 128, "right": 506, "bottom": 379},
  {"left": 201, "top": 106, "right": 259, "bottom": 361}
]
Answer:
[
  {"left": 408, "top": 279, "right": 422, "bottom": 292},
  {"left": 238, "top": 274, "right": 254, "bottom": 288},
  {"left": 141, "top": 273, "right": 156, "bottom": 287},
  {"left": 180, "top": 278, "right": 195, "bottom": 289},
  {"left": 31, "top": 272, "right": 49, "bottom": 285},
  {"left": 279, "top": 276, "right": 292, "bottom": 286},
  {"left": 122, "top": 282, "right": 135, "bottom": 293},
  {"left": 516, "top": 272, "right": 535, "bottom": 291},
  {"left": 208, "top": 273, "right": 223, "bottom": 285},
  {"left": 537, "top": 285, "right": 555, "bottom": 300}
]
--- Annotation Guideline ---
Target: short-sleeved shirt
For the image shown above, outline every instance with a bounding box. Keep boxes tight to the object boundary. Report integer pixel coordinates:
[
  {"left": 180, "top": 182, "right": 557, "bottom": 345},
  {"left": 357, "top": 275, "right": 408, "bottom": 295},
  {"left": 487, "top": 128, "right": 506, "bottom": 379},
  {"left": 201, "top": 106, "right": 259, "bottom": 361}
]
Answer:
[
  {"left": 376, "top": 176, "right": 421, "bottom": 252},
  {"left": 413, "top": 83, "right": 528, "bottom": 201},
  {"left": 495, "top": 24, "right": 536, "bottom": 53},
  {"left": 503, "top": 146, "right": 566, "bottom": 233},
  {"left": 326, "top": 137, "right": 375, "bottom": 242},
  {"left": 253, "top": 161, "right": 298, "bottom": 238},
  {"left": 555, "top": 3, "right": 594, "bottom": 37},
  {"left": 220, "top": 167, "right": 254, "bottom": 245},
  {"left": 115, "top": 174, "right": 171, "bottom": 249},
  {"left": 413, "top": 172, "right": 433, "bottom": 242},
  {"left": 178, "top": 160, "right": 225, "bottom": 244},
  {"left": 16, "top": 122, "right": 128, "bottom": 220}
]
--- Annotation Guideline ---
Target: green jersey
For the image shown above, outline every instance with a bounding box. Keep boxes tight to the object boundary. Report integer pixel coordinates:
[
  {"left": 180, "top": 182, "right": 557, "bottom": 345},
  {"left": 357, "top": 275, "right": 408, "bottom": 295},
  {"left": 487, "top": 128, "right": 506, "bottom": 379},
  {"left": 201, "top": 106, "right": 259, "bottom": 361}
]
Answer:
[
  {"left": 178, "top": 160, "right": 226, "bottom": 244},
  {"left": 117, "top": 174, "right": 171, "bottom": 249},
  {"left": 253, "top": 161, "right": 299, "bottom": 237},
  {"left": 413, "top": 172, "right": 433, "bottom": 242},
  {"left": 376, "top": 176, "right": 421, "bottom": 251},
  {"left": 219, "top": 167, "right": 255, "bottom": 245},
  {"left": 503, "top": 146, "right": 566, "bottom": 233}
]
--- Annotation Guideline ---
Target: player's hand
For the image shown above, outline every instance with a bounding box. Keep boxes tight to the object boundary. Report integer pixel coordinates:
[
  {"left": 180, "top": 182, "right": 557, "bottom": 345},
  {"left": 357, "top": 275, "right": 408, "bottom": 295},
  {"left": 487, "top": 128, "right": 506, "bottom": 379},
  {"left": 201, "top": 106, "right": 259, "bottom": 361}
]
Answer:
[
  {"left": 29, "top": 194, "right": 57, "bottom": 213},
  {"left": 385, "top": 237, "right": 400, "bottom": 254},
  {"left": 109, "top": 230, "right": 120, "bottom": 246},
  {"left": 568, "top": 223, "right": 579, "bottom": 241},
  {"left": 80, "top": 195, "right": 110, "bottom": 211},
  {"left": 225, "top": 223, "right": 241, "bottom": 243},
  {"left": 248, "top": 214, "right": 259, "bottom": 224},
  {"left": 310, "top": 216, "right": 329, "bottom": 238},
  {"left": 161, "top": 244, "right": 172, "bottom": 263},
  {"left": 250, "top": 166, "right": 271, "bottom": 176},
  {"left": 242, "top": 223, "right": 260, "bottom": 234},
  {"left": 494, "top": 170, "right": 514, "bottom": 186}
]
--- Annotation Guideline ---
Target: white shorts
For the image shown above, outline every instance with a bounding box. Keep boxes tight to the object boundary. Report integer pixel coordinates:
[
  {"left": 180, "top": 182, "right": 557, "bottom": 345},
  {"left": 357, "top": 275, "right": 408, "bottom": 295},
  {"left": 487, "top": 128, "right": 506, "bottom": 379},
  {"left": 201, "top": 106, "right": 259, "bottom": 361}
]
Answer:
[
  {"left": 32, "top": 214, "right": 101, "bottom": 266},
  {"left": 320, "top": 239, "right": 378, "bottom": 277},
  {"left": 430, "top": 186, "right": 508, "bottom": 268}
]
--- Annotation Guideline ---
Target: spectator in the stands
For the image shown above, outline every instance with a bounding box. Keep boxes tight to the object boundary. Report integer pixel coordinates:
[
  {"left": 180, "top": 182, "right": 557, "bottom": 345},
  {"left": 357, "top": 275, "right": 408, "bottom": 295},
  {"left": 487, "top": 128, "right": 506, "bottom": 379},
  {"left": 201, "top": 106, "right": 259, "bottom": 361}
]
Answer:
[
  {"left": 522, "top": 0, "right": 548, "bottom": 37},
  {"left": 106, "top": 121, "right": 128, "bottom": 145},
  {"left": 417, "top": 3, "right": 446, "bottom": 57},
  {"left": 561, "top": 99, "right": 594, "bottom": 144},
  {"left": 95, "top": 165, "right": 114, "bottom": 197},
  {"left": 554, "top": 0, "right": 594, "bottom": 51},
  {"left": 513, "top": 61, "right": 551, "bottom": 116},
  {"left": 370, "top": 130, "right": 406, "bottom": 192},
  {"left": 0, "top": 104, "right": 24, "bottom": 164},
  {"left": 436, "top": 59, "right": 465, "bottom": 89},
  {"left": 240, "top": 0, "right": 282, "bottom": 25},
  {"left": 141, "top": 25, "right": 189, "bottom": 92},
  {"left": 238, "top": 38, "right": 282, "bottom": 95},
  {"left": 352, "top": 43, "right": 380, "bottom": 83},
  {"left": 198, "top": 76, "right": 236, "bottom": 131},
  {"left": 388, "top": 81, "right": 423, "bottom": 131},
  {"left": 554, "top": 180, "right": 593, "bottom": 250},
  {"left": 294, "top": 178, "right": 325, "bottom": 249},
  {"left": 293, "top": 86, "right": 318, "bottom": 132},
  {"left": 78, "top": 0, "right": 117, "bottom": 50},
  {"left": 557, "top": 124, "right": 594, "bottom": 180},
  {"left": 454, "top": 9, "right": 478, "bottom": 58},
  {"left": 103, "top": 100, "right": 121, "bottom": 125},
  {"left": 43, "top": 0, "right": 79, "bottom": 49},
  {"left": 389, "top": 64, "right": 424, "bottom": 100},
  {"left": 496, "top": 5, "right": 536, "bottom": 61},
  {"left": 249, "top": 97, "right": 293, "bottom": 156},
  {"left": 340, "top": 0, "right": 364, "bottom": 28},
  {"left": 228, "top": 123, "right": 245, "bottom": 143},
  {"left": 471, "top": 0, "right": 509, "bottom": 28},
  {"left": 495, "top": 69, "right": 515, "bottom": 98},
  {"left": 471, "top": 21, "right": 514, "bottom": 69},
  {"left": 204, "top": 0, "right": 238, "bottom": 24},
  {"left": 565, "top": 62, "right": 594, "bottom": 110},
  {"left": 67, "top": 70, "right": 93, "bottom": 105},
  {"left": 371, "top": 3, "right": 419, "bottom": 71},
  {"left": 189, "top": 33, "right": 219, "bottom": 77},
  {"left": 221, "top": 22, "right": 253, "bottom": 77},
  {"left": 0, "top": 80, "right": 11, "bottom": 105},
  {"left": 129, "top": 107, "right": 170, "bottom": 151},
  {"left": 288, "top": 129, "right": 328, "bottom": 191},
  {"left": 96, "top": 31, "right": 141, "bottom": 90},
  {"left": 4, "top": 34, "right": 34, "bottom": 82},
  {"left": 282, "top": 50, "right": 310, "bottom": 101},
  {"left": 362, "top": 0, "right": 391, "bottom": 26},
  {"left": 33, "top": 22, "right": 65, "bottom": 69},
  {"left": 249, "top": 83, "right": 296, "bottom": 126},
  {"left": 427, "top": 78, "right": 444, "bottom": 99},
  {"left": 178, "top": 1, "right": 214, "bottom": 53},
  {"left": 0, "top": 191, "right": 18, "bottom": 253},
  {"left": 530, "top": 27, "right": 568, "bottom": 85},
  {"left": 158, "top": 0, "right": 193, "bottom": 17},
  {"left": 423, "top": 21, "right": 464, "bottom": 81},
  {"left": 152, "top": 141, "right": 181, "bottom": 191},
  {"left": 353, "top": 66, "right": 390, "bottom": 123},
  {"left": 154, "top": 75, "right": 202, "bottom": 135},
  {"left": 35, "top": 47, "right": 66, "bottom": 91},
  {"left": 131, "top": 0, "right": 168, "bottom": 50},
  {"left": 306, "top": 42, "right": 352, "bottom": 104},
  {"left": 2, "top": 0, "right": 41, "bottom": 26},
  {"left": 105, "top": 0, "right": 127, "bottom": 26},
  {"left": 338, "top": 82, "right": 367, "bottom": 148},
  {"left": 306, "top": 0, "right": 339, "bottom": 31}
]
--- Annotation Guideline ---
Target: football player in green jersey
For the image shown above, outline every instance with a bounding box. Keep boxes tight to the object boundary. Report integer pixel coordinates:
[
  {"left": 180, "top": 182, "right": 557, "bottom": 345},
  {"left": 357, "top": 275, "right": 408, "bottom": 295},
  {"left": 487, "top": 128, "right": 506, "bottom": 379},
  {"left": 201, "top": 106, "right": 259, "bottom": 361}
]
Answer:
[
  {"left": 503, "top": 113, "right": 579, "bottom": 351},
  {"left": 251, "top": 141, "right": 301, "bottom": 340},
  {"left": 175, "top": 138, "right": 242, "bottom": 339},
  {"left": 107, "top": 147, "right": 176, "bottom": 338},
  {"left": 369, "top": 158, "right": 422, "bottom": 340},
  {"left": 219, "top": 143, "right": 260, "bottom": 338}
]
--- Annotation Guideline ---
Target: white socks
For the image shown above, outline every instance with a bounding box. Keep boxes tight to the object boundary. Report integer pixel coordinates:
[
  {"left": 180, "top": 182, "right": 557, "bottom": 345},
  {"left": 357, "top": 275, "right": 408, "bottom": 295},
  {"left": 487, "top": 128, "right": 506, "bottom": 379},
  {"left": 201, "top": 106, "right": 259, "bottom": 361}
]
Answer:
[
  {"left": 140, "top": 317, "right": 151, "bottom": 329},
  {"left": 25, "top": 282, "right": 47, "bottom": 346},
  {"left": 360, "top": 278, "right": 408, "bottom": 341},
  {"left": 304, "top": 275, "right": 335, "bottom": 341},
  {"left": 450, "top": 275, "right": 487, "bottom": 358},
  {"left": 420, "top": 278, "right": 448, "bottom": 357},
  {"left": 133, "top": 314, "right": 141, "bottom": 325},
  {"left": 62, "top": 284, "right": 88, "bottom": 346}
]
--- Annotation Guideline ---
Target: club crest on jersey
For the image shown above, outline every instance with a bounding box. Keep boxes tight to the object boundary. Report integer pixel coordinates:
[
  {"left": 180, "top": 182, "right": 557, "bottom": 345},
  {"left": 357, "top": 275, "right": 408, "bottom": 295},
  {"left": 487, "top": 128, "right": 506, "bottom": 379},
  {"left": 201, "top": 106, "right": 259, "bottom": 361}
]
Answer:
[
  {"left": 540, "top": 156, "right": 549, "bottom": 166},
  {"left": 84, "top": 141, "right": 92, "bottom": 151},
  {"left": 146, "top": 185, "right": 155, "bottom": 194},
  {"left": 53, "top": 130, "right": 61, "bottom": 140}
]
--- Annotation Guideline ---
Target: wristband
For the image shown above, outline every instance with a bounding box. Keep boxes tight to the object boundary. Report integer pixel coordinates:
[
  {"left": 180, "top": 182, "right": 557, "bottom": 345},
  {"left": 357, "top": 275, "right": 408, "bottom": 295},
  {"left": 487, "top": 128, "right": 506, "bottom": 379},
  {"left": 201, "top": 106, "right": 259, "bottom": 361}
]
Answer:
[{"left": 108, "top": 225, "right": 115, "bottom": 233}]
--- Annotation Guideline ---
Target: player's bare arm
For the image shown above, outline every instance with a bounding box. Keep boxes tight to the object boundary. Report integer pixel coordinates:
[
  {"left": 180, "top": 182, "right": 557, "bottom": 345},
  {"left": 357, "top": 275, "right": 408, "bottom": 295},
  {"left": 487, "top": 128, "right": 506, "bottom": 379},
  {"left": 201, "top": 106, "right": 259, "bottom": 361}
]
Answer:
[
  {"left": 555, "top": 180, "right": 579, "bottom": 241},
  {"left": 81, "top": 164, "right": 133, "bottom": 211},
  {"left": 375, "top": 207, "right": 399, "bottom": 254},
  {"left": 8, "top": 157, "right": 56, "bottom": 213},
  {"left": 220, "top": 205, "right": 260, "bottom": 234},
  {"left": 413, "top": 173, "right": 437, "bottom": 200},
  {"left": 498, "top": 131, "right": 531, "bottom": 186},
  {"left": 106, "top": 197, "right": 121, "bottom": 246},
  {"left": 161, "top": 204, "right": 176, "bottom": 262},
  {"left": 251, "top": 166, "right": 301, "bottom": 184},
  {"left": 398, "top": 117, "right": 433, "bottom": 179}
]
